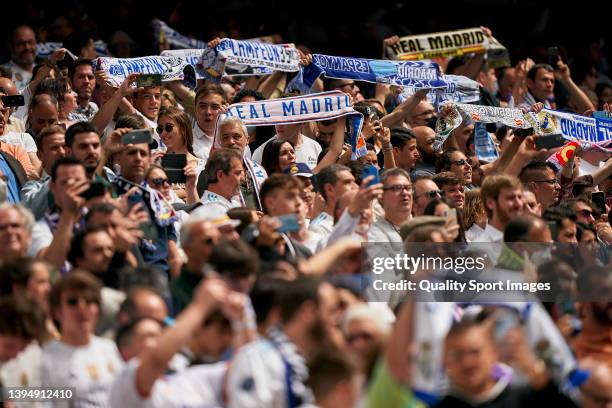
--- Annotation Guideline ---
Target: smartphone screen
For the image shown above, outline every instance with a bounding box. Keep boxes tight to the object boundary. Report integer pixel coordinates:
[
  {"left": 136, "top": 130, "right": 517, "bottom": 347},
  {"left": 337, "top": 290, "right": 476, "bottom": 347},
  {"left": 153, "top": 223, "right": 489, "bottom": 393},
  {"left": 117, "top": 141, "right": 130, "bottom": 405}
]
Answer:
[
  {"left": 161, "top": 154, "right": 187, "bottom": 184},
  {"left": 1, "top": 95, "right": 25, "bottom": 108},
  {"left": 534, "top": 134, "right": 565, "bottom": 150},
  {"left": 80, "top": 181, "right": 106, "bottom": 200},
  {"left": 276, "top": 214, "right": 301, "bottom": 233},
  {"left": 122, "top": 129, "right": 152, "bottom": 145},
  {"left": 547, "top": 46, "right": 559, "bottom": 67},
  {"left": 362, "top": 165, "right": 380, "bottom": 187},
  {"left": 591, "top": 192, "right": 606, "bottom": 215}
]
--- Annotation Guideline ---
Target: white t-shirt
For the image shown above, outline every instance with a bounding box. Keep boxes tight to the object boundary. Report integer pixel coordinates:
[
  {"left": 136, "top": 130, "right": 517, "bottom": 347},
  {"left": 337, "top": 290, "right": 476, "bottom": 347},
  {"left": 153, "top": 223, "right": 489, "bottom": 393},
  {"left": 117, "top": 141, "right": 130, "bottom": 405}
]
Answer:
[
  {"left": 109, "top": 359, "right": 227, "bottom": 408},
  {"left": 41, "top": 337, "right": 124, "bottom": 407},
  {"left": 192, "top": 120, "right": 214, "bottom": 163},
  {"left": 28, "top": 218, "right": 53, "bottom": 257},
  {"left": 252, "top": 135, "right": 322, "bottom": 169},
  {"left": 0, "top": 131, "right": 37, "bottom": 153}
]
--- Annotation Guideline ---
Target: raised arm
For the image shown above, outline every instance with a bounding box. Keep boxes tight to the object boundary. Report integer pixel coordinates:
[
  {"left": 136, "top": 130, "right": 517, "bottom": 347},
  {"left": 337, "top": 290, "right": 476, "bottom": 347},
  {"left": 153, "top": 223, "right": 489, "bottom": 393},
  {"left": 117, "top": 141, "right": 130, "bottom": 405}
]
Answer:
[
  {"left": 313, "top": 116, "right": 346, "bottom": 173},
  {"left": 380, "top": 89, "right": 429, "bottom": 129}
]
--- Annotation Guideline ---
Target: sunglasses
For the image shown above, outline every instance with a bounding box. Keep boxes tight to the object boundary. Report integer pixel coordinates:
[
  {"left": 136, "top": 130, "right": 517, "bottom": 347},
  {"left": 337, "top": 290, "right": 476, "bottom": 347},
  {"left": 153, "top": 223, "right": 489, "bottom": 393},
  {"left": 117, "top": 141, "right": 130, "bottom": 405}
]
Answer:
[
  {"left": 417, "top": 190, "right": 442, "bottom": 199},
  {"left": 533, "top": 179, "right": 559, "bottom": 185},
  {"left": 579, "top": 209, "right": 594, "bottom": 218},
  {"left": 156, "top": 123, "right": 175, "bottom": 134},
  {"left": 151, "top": 177, "right": 169, "bottom": 186},
  {"left": 65, "top": 296, "right": 97, "bottom": 307},
  {"left": 450, "top": 159, "right": 468, "bottom": 166}
]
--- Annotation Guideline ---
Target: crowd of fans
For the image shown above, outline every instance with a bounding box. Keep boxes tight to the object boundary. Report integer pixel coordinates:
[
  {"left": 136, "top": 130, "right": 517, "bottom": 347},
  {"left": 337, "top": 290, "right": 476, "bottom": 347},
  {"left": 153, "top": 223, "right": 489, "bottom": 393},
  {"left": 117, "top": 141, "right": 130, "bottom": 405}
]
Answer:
[{"left": 0, "top": 10, "right": 611, "bottom": 408}]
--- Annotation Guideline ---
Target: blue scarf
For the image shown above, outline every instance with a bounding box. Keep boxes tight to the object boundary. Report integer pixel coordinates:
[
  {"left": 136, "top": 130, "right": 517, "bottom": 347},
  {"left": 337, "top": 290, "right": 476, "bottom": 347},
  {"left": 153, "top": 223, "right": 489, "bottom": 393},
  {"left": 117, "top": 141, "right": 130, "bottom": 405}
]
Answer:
[{"left": 153, "top": 19, "right": 207, "bottom": 49}]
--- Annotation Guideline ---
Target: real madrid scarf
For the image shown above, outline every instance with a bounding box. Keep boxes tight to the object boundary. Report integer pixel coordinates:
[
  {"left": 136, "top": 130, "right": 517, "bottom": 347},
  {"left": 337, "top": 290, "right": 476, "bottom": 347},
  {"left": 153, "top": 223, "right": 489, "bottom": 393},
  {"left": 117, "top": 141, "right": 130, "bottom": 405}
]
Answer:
[
  {"left": 386, "top": 27, "right": 510, "bottom": 68},
  {"left": 37, "top": 41, "right": 110, "bottom": 58},
  {"left": 527, "top": 109, "right": 612, "bottom": 144},
  {"left": 93, "top": 55, "right": 191, "bottom": 87},
  {"left": 300, "top": 54, "right": 446, "bottom": 89},
  {"left": 199, "top": 38, "right": 300, "bottom": 81},
  {"left": 398, "top": 74, "right": 480, "bottom": 106},
  {"left": 218, "top": 91, "right": 367, "bottom": 159}
]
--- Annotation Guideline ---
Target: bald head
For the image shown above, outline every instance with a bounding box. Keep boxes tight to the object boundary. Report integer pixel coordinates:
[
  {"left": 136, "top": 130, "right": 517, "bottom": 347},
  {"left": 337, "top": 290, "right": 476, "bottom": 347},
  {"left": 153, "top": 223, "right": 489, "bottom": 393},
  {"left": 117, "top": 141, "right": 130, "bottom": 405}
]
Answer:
[
  {"left": 29, "top": 95, "right": 59, "bottom": 136},
  {"left": 412, "top": 126, "right": 436, "bottom": 157},
  {"left": 0, "top": 78, "right": 18, "bottom": 96}
]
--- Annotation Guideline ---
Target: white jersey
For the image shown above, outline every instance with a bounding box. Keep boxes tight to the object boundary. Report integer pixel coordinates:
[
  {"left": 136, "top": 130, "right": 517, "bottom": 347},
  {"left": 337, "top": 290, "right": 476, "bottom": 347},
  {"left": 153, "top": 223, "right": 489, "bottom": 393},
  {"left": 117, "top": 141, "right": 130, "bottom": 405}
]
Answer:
[
  {"left": 193, "top": 190, "right": 240, "bottom": 216},
  {"left": 225, "top": 339, "right": 290, "bottom": 408},
  {"left": 41, "top": 337, "right": 124, "bottom": 407},
  {"left": 109, "top": 359, "right": 227, "bottom": 408},
  {"left": 308, "top": 211, "right": 333, "bottom": 237},
  {"left": 0, "top": 342, "right": 43, "bottom": 407},
  {"left": 252, "top": 135, "right": 322, "bottom": 169}
]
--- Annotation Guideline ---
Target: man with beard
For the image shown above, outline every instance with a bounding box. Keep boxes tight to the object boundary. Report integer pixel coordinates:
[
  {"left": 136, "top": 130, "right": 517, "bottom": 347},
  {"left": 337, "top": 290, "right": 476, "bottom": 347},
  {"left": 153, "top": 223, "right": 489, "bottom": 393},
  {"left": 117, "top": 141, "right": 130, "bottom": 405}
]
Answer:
[
  {"left": 226, "top": 277, "right": 340, "bottom": 408},
  {"left": 575, "top": 264, "right": 612, "bottom": 369},
  {"left": 520, "top": 161, "right": 561, "bottom": 211},
  {"left": 2, "top": 25, "right": 37, "bottom": 91},
  {"left": 477, "top": 174, "right": 524, "bottom": 243},
  {"left": 412, "top": 126, "right": 437, "bottom": 178},
  {"left": 68, "top": 60, "right": 98, "bottom": 122},
  {"left": 65, "top": 122, "right": 114, "bottom": 182}
]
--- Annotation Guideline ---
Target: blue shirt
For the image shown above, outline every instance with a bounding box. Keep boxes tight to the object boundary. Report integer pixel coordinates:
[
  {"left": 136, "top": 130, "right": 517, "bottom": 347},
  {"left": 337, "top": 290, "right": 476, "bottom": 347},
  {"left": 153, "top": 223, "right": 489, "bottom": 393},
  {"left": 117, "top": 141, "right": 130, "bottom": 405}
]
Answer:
[{"left": 0, "top": 153, "right": 20, "bottom": 203}]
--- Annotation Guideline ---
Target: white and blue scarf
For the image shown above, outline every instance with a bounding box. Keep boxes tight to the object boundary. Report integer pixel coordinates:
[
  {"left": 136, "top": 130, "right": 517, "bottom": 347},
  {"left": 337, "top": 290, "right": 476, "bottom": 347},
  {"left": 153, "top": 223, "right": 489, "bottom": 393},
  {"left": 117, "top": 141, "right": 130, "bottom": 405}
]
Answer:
[
  {"left": 93, "top": 55, "right": 191, "bottom": 87},
  {"left": 152, "top": 18, "right": 207, "bottom": 49},
  {"left": 218, "top": 91, "right": 367, "bottom": 158}
]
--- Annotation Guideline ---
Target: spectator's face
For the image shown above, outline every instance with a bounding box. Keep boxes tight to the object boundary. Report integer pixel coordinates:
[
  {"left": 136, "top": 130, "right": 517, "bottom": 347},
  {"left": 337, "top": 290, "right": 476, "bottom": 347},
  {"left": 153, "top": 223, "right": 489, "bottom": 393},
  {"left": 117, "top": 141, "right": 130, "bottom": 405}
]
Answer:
[
  {"left": 117, "top": 144, "right": 150, "bottom": 183},
  {"left": 0, "top": 208, "right": 31, "bottom": 261},
  {"left": 382, "top": 175, "right": 413, "bottom": 216},
  {"left": 444, "top": 326, "right": 497, "bottom": 395},
  {"left": 278, "top": 142, "right": 296, "bottom": 171},
  {"left": 413, "top": 126, "right": 436, "bottom": 157},
  {"left": 521, "top": 190, "right": 541, "bottom": 216},
  {"left": 218, "top": 224, "right": 240, "bottom": 241},
  {"left": 67, "top": 132, "right": 101, "bottom": 175},
  {"left": 335, "top": 80, "right": 360, "bottom": 99},
  {"left": 39, "top": 132, "right": 66, "bottom": 171},
  {"left": 30, "top": 102, "right": 59, "bottom": 136},
  {"left": 313, "top": 283, "right": 341, "bottom": 344},
  {"left": 50, "top": 164, "right": 87, "bottom": 208},
  {"left": 195, "top": 93, "right": 224, "bottom": 134},
  {"left": 157, "top": 116, "right": 183, "bottom": 152},
  {"left": 183, "top": 221, "right": 221, "bottom": 268},
  {"left": 557, "top": 218, "right": 577, "bottom": 243},
  {"left": 480, "top": 68, "right": 498, "bottom": 95},
  {"left": 120, "top": 318, "right": 162, "bottom": 361},
  {"left": 131, "top": 292, "right": 168, "bottom": 324},
  {"left": 56, "top": 290, "right": 99, "bottom": 338},
  {"left": 574, "top": 202, "right": 596, "bottom": 225},
  {"left": 316, "top": 121, "right": 337, "bottom": 145},
  {"left": 413, "top": 179, "right": 441, "bottom": 216},
  {"left": 219, "top": 122, "right": 248, "bottom": 153},
  {"left": 448, "top": 151, "right": 472, "bottom": 185},
  {"left": 275, "top": 123, "right": 301, "bottom": 140},
  {"left": 78, "top": 230, "right": 115, "bottom": 275},
  {"left": 394, "top": 139, "right": 420, "bottom": 171},
  {"left": 528, "top": 68, "right": 555, "bottom": 102},
  {"left": 409, "top": 101, "right": 435, "bottom": 127},
  {"left": 133, "top": 87, "right": 161, "bottom": 120},
  {"left": 264, "top": 187, "right": 302, "bottom": 217},
  {"left": 0, "top": 334, "right": 28, "bottom": 362},
  {"left": 27, "top": 262, "right": 52, "bottom": 314},
  {"left": 530, "top": 168, "right": 560, "bottom": 209},
  {"left": 345, "top": 318, "right": 384, "bottom": 363},
  {"left": 488, "top": 187, "right": 523, "bottom": 223},
  {"left": 433, "top": 202, "right": 451, "bottom": 217},
  {"left": 365, "top": 150, "right": 378, "bottom": 168},
  {"left": 219, "top": 158, "right": 245, "bottom": 196},
  {"left": 11, "top": 26, "right": 36, "bottom": 66},
  {"left": 194, "top": 320, "right": 233, "bottom": 359},
  {"left": 331, "top": 170, "right": 358, "bottom": 203},
  {"left": 442, "top": 183, "right": 465, "bottom": 209},
  {"left": 300, "top": 177, "right": 315, "bottom": 214},
  {"left": 72, "top": 64, "right": 96, "bottom": 101},
  {"left": 146, "top": 167, "right": 171, "bottom": 199}
]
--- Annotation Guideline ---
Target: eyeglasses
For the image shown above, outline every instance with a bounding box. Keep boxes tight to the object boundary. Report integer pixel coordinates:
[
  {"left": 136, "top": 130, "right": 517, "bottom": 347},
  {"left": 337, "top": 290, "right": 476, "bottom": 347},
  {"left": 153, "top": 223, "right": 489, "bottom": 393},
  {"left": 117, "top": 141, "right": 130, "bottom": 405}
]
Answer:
[
  {"left": 450, "top": 159, "right": 468, "bottom": 166},
  {"left": 532, "top": 179, "right": 560, "bottom": 185},
  {"left": 156, "top": 123, "right": 175, "bottom": 134},
  {"left": 578, "top": 209, "right": 594, "bottom": 218},
  {"left": 383, "top": 184, "right": 412, "bottom": 193},
  {"left": 150, "top": 177, "right": 169, "bottom": 187},
  {"left": 416, "top": 190, "right": 442, "bottom": 199},
  {"left": 65, "top": 296, "right": 97, "bottom": 307}
]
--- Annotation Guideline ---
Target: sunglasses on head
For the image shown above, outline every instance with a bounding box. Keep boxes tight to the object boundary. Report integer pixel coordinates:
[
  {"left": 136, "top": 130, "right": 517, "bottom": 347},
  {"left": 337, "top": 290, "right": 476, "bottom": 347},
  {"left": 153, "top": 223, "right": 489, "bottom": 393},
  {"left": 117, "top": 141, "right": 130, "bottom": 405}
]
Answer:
[{"left": 156, "top": 123, "right": 175, "bottom": 134}]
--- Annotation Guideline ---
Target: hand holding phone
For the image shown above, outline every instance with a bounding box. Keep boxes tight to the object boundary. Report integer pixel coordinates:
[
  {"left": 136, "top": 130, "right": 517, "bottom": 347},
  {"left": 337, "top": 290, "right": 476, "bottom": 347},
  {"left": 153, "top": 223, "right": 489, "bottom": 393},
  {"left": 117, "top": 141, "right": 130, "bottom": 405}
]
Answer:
[
  {"left": 534, "top": 134, "right": 565, "bottom": 150},
  {"left": 547, "top": 46, "right": 560, "bottom": 67},
  {"left": 161, "top": 153, "right": 188, "bottom": 184},
  {"left": 122, "top": 129, "right": 152, "bottom": 145},
  {"left": 362, "top": 165, "right": 380, "bottom": 188},
  {"left": 276, "top": 214, "right": 301, "bottom": 233},
  {"left": 1, "top": 95, "right": 25, "bottom": 108},
  {"left": 591, "top": 191, "right": 606, "bottom": 215}
]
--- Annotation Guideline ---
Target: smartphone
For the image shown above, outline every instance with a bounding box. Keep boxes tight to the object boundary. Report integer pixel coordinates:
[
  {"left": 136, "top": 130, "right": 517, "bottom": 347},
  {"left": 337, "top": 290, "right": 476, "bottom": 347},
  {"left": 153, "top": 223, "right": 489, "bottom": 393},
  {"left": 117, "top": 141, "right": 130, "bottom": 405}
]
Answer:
[
  {"left": 362, "top": 165, "right": 380, "bottom": 187},
  {"left": 547, "top": 221, "right": 558, "bottom": 240},
  {"left": 276, "top": 214, "right": 301, "bottom": 233},
  {"left": 444, "top": 208, "right": 457, "bottom": 224},
  {"left": 80, "top": 181, "right": 106, "bottom": 200},
  {"left": 136, "top": 74, "right": 162, "bottom": 88},
  {"left": 535, "top": 134, "right": 565, "bottom": 150},
  {"left": 1, "top": 95, "right": 25, "bottom": 108},
  {"left": 122, "top": 129, "right": 152, "bottom": 145},
  {"left": 547, "top": 46, "right": 560, "bottom": 67},
  {"left": 161, "top": 153, "right": 187, "bottom": 184},
  {"left": 591, "top": 191, "right": 606, "bottom": 215}
]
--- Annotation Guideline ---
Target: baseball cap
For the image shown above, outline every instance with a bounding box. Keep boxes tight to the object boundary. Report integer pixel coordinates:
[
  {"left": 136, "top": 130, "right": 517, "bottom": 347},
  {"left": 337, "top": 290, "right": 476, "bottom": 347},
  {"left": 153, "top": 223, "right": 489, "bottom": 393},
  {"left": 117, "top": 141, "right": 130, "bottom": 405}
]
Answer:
[
  {"left": 283, "top": 163, "right": 313, "bottom": 178},
  {"left": 193, "top": 206, "right": 241, "bottom": 228}
]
